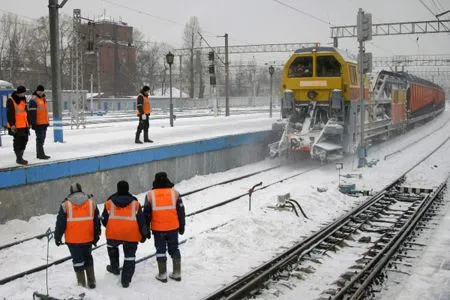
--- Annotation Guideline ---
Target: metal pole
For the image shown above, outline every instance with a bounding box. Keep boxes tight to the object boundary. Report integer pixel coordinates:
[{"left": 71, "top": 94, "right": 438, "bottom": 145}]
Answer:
[
  {"left": 49, "top": 0, "right": 63, "bottom": 142},
  {"left": 179, "top": 55, "right": 182, "bottom": 100},
  {"left": 225, "top": 33, "right": 230, "bottom": 116},
  {"left": 269, "top": 74, "right": 273, "bottom": 117},
  {"left": 169, "top": 64, "right": 173, "bottom": 127},
  {"left": 358, "top": 38, "right": 366, "bottom": 168},
  {"left": 90, "top": 74, "right": 93, "bottom": 115}
]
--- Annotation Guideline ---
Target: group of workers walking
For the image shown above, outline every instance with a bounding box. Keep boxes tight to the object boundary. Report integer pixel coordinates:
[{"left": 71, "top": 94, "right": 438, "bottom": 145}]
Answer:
[
  {"left": 54, "top": 172, "right": 185, "bottom": 288},
  {"left": 6, "top": 85, "right": 50, "bottom": 165}
]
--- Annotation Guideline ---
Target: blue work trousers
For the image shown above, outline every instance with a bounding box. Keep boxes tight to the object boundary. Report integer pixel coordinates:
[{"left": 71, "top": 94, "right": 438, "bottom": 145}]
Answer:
[
  {"left": 67, "top": 244, "right": 93, "bottom": 272},
  {"left": 153, "top": 230, "right": 180, "bottom": 262}
]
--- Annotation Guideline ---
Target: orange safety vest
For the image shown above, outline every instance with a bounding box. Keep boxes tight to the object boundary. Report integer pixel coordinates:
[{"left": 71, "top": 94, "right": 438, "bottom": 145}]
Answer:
[
  {"left": 136, "top": 93, "right": 151, "bottom": 115},
  {"left": 35, "top": 96, "right": 49, "bottom": 125},
  {"left": 64, "top": 198, "right": 95, "bottom": 244},
  {"left": 105, "top": 199, "right": 141, "bottom": 242},
  {"left": 148, "top": 188, "right": 180, "bottom": 231},
  {"left": 7, "top": 98, "right": 28, "bottom": 129}
]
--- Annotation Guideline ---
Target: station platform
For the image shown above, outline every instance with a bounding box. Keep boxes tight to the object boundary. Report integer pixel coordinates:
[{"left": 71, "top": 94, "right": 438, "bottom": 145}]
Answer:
[{"left": 0, "top": 113, "right": 274, "bottom": 222}]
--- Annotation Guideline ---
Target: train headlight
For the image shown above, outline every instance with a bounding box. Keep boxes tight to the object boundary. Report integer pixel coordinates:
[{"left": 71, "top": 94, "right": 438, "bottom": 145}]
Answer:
[{"left": 307, "top": 90, "right": 318, "bottom": 100}]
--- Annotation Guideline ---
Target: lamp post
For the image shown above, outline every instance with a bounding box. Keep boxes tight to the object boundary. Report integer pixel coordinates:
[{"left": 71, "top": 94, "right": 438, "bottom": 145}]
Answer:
[
  {"left": 166, "top": 51, "right": 174, "bottom": 127},
  {"left": 268, "top": 65, "right": 274, "bottom": 118}
]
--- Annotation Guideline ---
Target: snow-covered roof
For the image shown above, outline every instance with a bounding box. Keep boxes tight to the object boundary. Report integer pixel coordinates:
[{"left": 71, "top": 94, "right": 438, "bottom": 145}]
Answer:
[{"left": 0, "top": 80, "right": 13, "bottom": 89}]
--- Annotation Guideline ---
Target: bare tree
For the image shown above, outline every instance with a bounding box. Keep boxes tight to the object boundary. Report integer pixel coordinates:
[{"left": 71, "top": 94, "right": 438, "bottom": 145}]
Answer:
[{"left": 183, "top": 16, "right": 202, "bottom": 98}]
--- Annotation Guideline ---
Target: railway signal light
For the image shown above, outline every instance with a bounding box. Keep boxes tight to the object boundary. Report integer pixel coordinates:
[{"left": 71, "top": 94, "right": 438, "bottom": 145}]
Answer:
[
  {"left": 358, "top": 52, "right": 373, "bottom": 73},
  {"left": 210, "top": 75, "right": 216, "bottom": 86},
  {"left": 209, "top": 64, "right": 215, "bottom": 74},
  {"left": 357, "top": 10, "right": 372, "bottom": 42},
  {"left": 208, "top": 51, "right": 214, "bottom": 61}
]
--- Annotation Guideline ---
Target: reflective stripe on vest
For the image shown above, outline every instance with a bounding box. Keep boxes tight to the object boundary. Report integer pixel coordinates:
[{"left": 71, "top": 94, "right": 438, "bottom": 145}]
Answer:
[
  {"left": 8, "top": 98, "right": 28, "bottom": 129},
  {"left": 105, "top": 200, "right": 141, "bottom": 242},
  {"left": 148, "top": 188, "right": 179, "bottom": 231},
  {"left": 35, "top": 97, "right": 49, "bottom": 125},
  {"left": 65, "top": 199, "right": 95, "bottom": 244},
  {"left": 109, "top": 201, "right": 137, "bottom": 221}
]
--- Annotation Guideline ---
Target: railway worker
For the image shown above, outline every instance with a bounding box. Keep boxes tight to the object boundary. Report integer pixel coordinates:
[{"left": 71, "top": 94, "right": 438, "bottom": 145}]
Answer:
[
  {"left": 28, "top": 85, "right": 50, "bottom": 160},
  {"left": 101, "top": 180, "right": 148, "bottom": 288},
  {"left": 143, "top": 172, "right": 185, "bottom": 282},
  {"left": 6, "top": 85, "right": 30, "bottom": 165},
  {"left": 135, "top": 85, "right": 153, "bottom": 144},
  {"left": 54, "top": 183, "right": 101, "bottom": 289}
]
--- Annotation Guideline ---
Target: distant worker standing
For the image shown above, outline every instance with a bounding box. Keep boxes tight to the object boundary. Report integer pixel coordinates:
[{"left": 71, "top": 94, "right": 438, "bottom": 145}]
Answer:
[
  {"left": 6, "top": 85, "right": 29, "bottom": 165},
  {"left": 143, "top": 172, "right": 185, "bottom": 282},
  {"left": 101, "top": 180, "right": 148, "bottom": 288},
  {"left": 28, "top": 85, "right": 50, "bottom": 160},
  {"left": 54, "top": 183, "right": 101, "bottom": 288},
  {"left": 135, "top": 85, "right": 153, "bottom": 144}
]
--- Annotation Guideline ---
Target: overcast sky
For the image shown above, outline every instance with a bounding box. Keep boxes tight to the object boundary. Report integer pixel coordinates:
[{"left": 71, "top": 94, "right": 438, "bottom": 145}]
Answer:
[{"left": 2, "top": 0, "right": 450, "bottom": 64}]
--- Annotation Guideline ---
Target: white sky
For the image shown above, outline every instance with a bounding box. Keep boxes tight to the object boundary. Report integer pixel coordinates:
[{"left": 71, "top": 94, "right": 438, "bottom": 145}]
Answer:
[{"left": 1, "top": 0, "right": 450, "bottom": 64}]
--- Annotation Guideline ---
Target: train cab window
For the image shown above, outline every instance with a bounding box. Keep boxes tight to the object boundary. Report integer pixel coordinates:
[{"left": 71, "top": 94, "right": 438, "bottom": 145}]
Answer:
[
  {"left": 288, "top": 56, "right": 313, "bottom": 78},
  {"left": 317, "top": 56, "right": 341, "bottom": 77},
  {"left": 350, "top": 65, "right": 357, "bottom": 85}
]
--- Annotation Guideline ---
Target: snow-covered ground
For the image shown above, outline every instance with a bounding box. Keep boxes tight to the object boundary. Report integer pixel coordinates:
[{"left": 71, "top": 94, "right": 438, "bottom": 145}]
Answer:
[
  {"left": 0, "top": 113, "right": 274, "bottom": 169},
  {"left": 0, "top": 111, "right": 449, "bottom": 299}
]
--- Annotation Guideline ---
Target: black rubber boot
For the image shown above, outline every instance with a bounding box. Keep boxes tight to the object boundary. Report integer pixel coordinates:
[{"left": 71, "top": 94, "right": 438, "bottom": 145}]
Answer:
[
  {"left": 85, "top": 266, "right": 96, "bottom": 288},
  {"left": 76, "top": 271, "right": 86, "bottom": 287},
  {"left": 143, "top": 130, "right": 153, "bottom": 143},
  {"left": 169, "top": 259, "right": 181, "bottom": 281},
  {"left": 107, "top": 246, "right": 120, "bottom": 275},
  {"left": 135, "top": 131, "right": 143, "bottom": 144},
  {"left": 155, "top": 261, "right": 167, "bottom": 283},
  {"left": 37, "top": 144, "right": 50, "bottom": 159},
  {"left": 16, "top": 151, "right": 28, "bottom": 165}
]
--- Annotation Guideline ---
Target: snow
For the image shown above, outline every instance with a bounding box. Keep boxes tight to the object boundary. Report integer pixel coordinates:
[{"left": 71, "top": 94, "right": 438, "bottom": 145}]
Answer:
[
  {"left": 0, "top": 110, "right": 450, "bottom": 299},
  {"left": 0, "top": 112, "right": 273, "bottom": 169}
]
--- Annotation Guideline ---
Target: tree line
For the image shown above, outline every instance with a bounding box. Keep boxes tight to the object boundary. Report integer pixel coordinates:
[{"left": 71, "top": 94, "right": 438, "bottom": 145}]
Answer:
[{"left": 0, "top": 13, "right": 279, "bottom": 99}]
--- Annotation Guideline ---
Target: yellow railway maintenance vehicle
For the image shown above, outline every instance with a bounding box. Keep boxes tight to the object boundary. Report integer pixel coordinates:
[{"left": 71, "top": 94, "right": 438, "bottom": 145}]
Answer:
[{"left": 269, "top": 46, "right": 371, "bottom": 162}]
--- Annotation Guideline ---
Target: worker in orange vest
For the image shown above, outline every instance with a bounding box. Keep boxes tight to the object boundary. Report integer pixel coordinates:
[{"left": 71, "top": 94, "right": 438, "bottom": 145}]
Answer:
[
  {"left": 28, "top": 85, "right": 50, "bottom": 160},
  {"left": 6, "top": 85, "right": 29, "bottom": 165},
  {"left": 135, "top": 85, "right": 153, "bottom": 144},
  {"left": 54, "top": 183, "right": 101, "bottom": 288},
  {"left": 101, "top": 180, "right": 148, "bottom": 288},
  {"left": 143, "top": 172, "right": 185, "bottom": 282}
]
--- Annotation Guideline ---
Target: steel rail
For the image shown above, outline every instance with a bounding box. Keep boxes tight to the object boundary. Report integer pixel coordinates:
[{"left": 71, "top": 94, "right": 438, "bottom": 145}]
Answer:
[
  {"left": 201, "top": 134, "right": 450, "bottom": 300},
  {"left": 334, "top": 179, "right": 448, "bottom": 300},
  {"left": 0, "top": 164, "right": 282, "bottom": 252}
]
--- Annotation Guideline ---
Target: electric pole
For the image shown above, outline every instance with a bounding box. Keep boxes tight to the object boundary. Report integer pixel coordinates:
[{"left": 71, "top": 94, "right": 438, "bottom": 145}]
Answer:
[
  {"left": 49, "top": 0, "right": 67, "bottom": 142},
  {"left": 225, "top": 33, "right": 230, "bottom": 116}
]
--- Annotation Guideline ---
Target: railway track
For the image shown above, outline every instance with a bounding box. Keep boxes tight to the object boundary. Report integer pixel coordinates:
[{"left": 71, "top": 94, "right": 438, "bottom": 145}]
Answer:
[
  {"left": 0, "top": 157, "right": 328, "bottom": 286},
  {"left": 201, "top": 138, "right": 450, "bottom": 300}
]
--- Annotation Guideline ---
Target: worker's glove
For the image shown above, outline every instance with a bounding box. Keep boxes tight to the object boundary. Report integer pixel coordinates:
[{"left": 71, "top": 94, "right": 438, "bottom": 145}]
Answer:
[
  {"left": 10, "top": 125, "right": 17, "bottom": 134},
  {"left": 146, "top": 231, "right": 151, "bottom": 239},
  {"left": 93, "top": 236, "right": 100, "bottom": 247},
  {"left": 140, "top": 236, "right": 147, "bottom": 243},
  {"left": 55, "top": 239, "right": 62, "bottom": 247},
  {"left": 178, "top": 225, "right": 185, "bottom": 235},
  {"left": 141, "top": 114, "right": 147, "bottom": 120}
]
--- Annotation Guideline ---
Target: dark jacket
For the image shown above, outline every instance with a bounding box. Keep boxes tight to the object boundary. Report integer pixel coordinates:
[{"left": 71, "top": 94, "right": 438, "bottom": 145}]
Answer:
[
  {"left": 6, "top": 92, "right": 29, "bottom": 136},
  {"left": 54, "top": 192, "right": 101, "bottom": 245},
  {"left": 101, "top": 192, "right": 148, "bottom": 241},
  {"left": 28, "top": 92, "right": 48, "bottom": 129},
  {"left": 143, "top": 188, "right": 186, "bottom": 233}
]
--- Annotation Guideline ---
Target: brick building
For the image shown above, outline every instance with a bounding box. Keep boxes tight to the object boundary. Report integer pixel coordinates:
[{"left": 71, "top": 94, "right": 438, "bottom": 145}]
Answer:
[{"left": 81, "top": 19, "right": 137, "bottom": 97}]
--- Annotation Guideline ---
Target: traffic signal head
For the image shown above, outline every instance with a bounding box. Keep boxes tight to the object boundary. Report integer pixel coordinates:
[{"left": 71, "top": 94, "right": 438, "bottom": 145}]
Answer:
[
  {"left": 208, "top": 51, "right": 214, "bottom": 61},
  {"left": 209, "top": 64, "right": 215, "bottom": 74},
  {"left": 210, "top": 75, "right": 216, "bottom": 85},
  {"left": 357, "top": 10, "right": 372, "bottom": 42}
]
